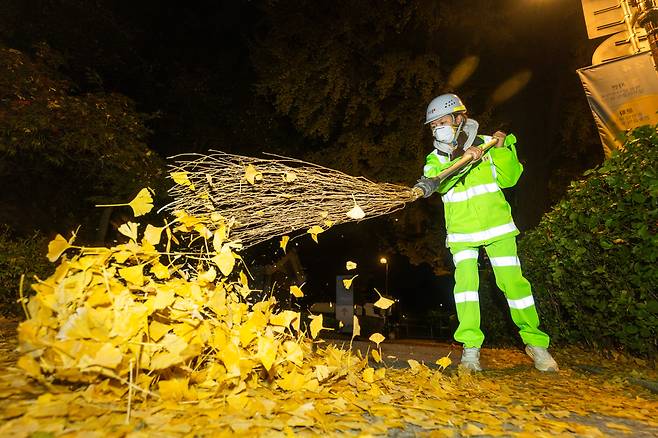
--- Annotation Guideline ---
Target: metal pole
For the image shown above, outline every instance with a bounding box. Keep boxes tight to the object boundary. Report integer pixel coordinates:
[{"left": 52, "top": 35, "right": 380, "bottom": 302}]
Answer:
[{"left": 632, "top": 0, "right": 658, "bottom": 70}]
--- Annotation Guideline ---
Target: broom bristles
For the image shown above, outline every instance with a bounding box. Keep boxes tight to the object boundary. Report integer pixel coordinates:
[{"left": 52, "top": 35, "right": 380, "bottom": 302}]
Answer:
[{"left": 162, "top": 150, "right": 419, "bottom": 248}]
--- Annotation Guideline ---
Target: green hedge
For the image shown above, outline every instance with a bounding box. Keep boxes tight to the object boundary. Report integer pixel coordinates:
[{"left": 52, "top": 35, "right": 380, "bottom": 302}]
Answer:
[
  {"left": 0, "top": 227, "right": 52, "bottom": 317},
  {"left": 518, "top": 125, "right": 658, "bottom": 356}
]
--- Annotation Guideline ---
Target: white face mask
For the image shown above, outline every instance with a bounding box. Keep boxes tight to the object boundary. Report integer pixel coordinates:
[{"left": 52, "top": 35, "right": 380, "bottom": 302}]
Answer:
[{"left": 432, "top": 125, "right": 459, "bottom": 145}]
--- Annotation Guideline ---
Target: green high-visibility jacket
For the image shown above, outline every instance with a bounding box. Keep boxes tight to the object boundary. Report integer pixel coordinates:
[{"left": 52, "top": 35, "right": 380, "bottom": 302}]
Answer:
[{"left": 423, "top": 134, "right": 523, "bottom": 248}]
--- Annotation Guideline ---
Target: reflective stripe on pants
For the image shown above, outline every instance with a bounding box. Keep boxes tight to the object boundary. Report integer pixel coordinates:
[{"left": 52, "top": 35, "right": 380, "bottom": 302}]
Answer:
[{"left": 449, "top": 236, "right": 550, "bottom": 348}]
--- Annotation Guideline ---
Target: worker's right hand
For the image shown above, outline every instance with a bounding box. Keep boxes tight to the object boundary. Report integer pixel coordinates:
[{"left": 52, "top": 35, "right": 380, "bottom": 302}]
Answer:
[{"left": 464, "top": 146, "right": 483, "bottom": 161}]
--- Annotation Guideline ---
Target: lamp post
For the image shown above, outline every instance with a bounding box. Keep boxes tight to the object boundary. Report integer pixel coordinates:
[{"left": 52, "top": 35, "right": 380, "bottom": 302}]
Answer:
[{"left": 379, "top": 257, "right": 389, "bottom": 296}]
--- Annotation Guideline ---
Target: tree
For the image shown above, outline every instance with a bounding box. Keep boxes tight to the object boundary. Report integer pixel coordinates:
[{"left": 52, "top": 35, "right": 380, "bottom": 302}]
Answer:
[
  {"left": 0, "top": 44, "right": 166, "bottom": 240},
  {"left": 250, "top": 0, "right": 515, "bottom": 274}
]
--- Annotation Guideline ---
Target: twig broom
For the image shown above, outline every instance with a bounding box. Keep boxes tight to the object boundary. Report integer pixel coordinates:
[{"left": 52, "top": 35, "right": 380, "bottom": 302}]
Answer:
[{"left": 161, "top": 139, "right": 496, "bottom": 248}]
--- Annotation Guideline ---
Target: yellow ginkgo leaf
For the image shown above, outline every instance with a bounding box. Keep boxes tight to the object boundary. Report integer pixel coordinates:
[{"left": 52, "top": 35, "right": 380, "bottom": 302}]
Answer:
[
  {"left": 118, "top": 221, "right": 140, "bottom": 241},
  {"left": 283, "top": 171, "right": 297, "bottom": 183},
  {"left": 47, "top": 234, "right": 72, "bottom": 262},
  {"left": 171, "top": 171, "right": 195, "bottom": 190},
  {"left": 280, "top": 235, "right": 289, "bottom": 253},
  {"left": 408, "top": 359, "right": 421, "bottom": 371},
  {"left": 284, "top": 340, "right": 304, "bottom": 366},
  {"left": 362, "top": 367, "right": 374, "bottom": 383},
  {"left": 324, "top": 220, "right": 334, "bottom": 227},
  {"left": 197, "top": 267, "right": 217, "bottom": 283},
  {"left": 78, "top": 343, "right": 123, "bottom": 369},
  {"left": 369, "top": 332, "right": 385, "bottom": 347},
  {"left": 343, "top": 275, "right": 358, "bottom": 289},
  {"left": 119, "top": 264, "right": 144, "bottom": 286},
  {"left": 151, "top": 262, "right": 170, "bottom": 279},
  {"left": 346, "top": 202, "right": 366, "bottom": 220},
  {"left": 244, "top": 164, "right": 263, "bottom": 185},
  {"left": 352, "top": 315, "right": 361, "bottom": 339},
  {"left": 374, "top": 296, "right": 395, "bottom": 310},
  {"left": 143, "top": 224, "right": 164, "bottom": 245},
  {"left": 315, "top": 365, "right": 330, "bottom": 382},
  {"left": 307, "top": 225, "right": 324, "bottom": 243},
  {"left": 371, "top": 349, "right": 382, "bottom": 363},
  {"left": 257, "top": 336, "right": 277, "bottom": 371},
  {"left": 212, "top": 226, "right": 227, "bottom": 252},
  {"left": 309, "top": 314, "right": 324, "bottom": 339},
  {"left": 290, "top": 285, "right": 304, "bottom": 298},
  {"left": 373, "top": 288, "right": 395, "bottom": 310},
  {"left": 128, "top": 187, "right": 154, "bottom": 217},
  {"left": 436, "top": 355, "right": 452, "bottom": 370},
  {"left": 346, "top": 261, "right": 357, "bottom": 270},
  {"left": 212, "top": 247, "right": 235, "bottom": 277}
]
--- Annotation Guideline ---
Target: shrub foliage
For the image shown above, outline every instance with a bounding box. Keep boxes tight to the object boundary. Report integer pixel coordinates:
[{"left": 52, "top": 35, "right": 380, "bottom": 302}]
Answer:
[
  {"left": 0, "top": 226, "right": 52, "bottom": 316},
  {"left": 518, "top": 125, "right": 658, "bottom": 356}
]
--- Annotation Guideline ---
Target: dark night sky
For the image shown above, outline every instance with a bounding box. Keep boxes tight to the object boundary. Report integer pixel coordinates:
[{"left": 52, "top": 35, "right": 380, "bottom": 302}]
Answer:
[{"left": 2, "top": 0, "right": 604, "bottom": 319}]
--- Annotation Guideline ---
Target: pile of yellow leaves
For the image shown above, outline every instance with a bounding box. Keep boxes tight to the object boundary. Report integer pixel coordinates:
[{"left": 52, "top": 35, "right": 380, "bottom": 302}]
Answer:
[{"left": 15, "top": 188, "right": 406, "bottom": 404}]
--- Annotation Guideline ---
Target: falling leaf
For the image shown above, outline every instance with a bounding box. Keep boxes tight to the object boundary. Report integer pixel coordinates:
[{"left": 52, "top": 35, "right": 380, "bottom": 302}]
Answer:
[
  {"left": 343, "top": 275, "right": 358, "bottom": 289},
  {"left": 118, "top": 221, "right": 140, "bottom": 241},
  {"left": 280, "top": 235, "right": 290, "bottom": 253},
  {"left": 309, "top": 315, "right": 324, "bottom": 339},
  {"left": 290, "top": 285, "right": 304, "bottom": 298},
  {"left": 244, "top": 164, "right": 263, "bottom": 185},
  {"left": 373, "top": 288, "right": 394, "bottom": 310},
  {"left": 128, "top": 188, "right": 154, "bottom": 217},
  {"left": 307, "top": 225, "right": 324, "bottom": 243},
  {"left": 346, "top": 261, "right": 357, "bottom": 270},
  {"left": 47, "top": 234, "right": 72, "bottom": 262},
  {"left": 283, "top": 171, "right": 297, "bottom": 183},
  {"left": 436, "top": 356, "right": 452, "bottom": 370},
  {"left": 371, "top": 349, "right": 382, "bottom": 363},
  {"left": 143, "top": 224, "right": 164, "bottom": 245},
  {"left": 352, "top": 316, "right": 361, "bottom": 339},
  {"left": 171, "top": 171, "right": 195, "bottom": 190},
  {"left": 369, "top": 332, "right": 385, "bottom": 347},
  {"left": 374, "top": 296, "right": 394, "bottom": 310},
  {"left": 346, "top": 200, "right": 366, "bottom": 220}
]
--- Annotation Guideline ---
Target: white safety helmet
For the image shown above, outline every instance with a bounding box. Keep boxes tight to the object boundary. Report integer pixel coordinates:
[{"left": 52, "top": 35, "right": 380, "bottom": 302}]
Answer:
[{"left": 424, "top": 93, "right": 467, "bottom": 125}]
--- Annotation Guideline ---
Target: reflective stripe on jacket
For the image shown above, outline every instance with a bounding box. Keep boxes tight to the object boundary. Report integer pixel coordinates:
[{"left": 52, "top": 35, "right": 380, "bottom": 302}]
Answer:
[{"left": 423, "top": 134, "right": 523, "bottom": 247}]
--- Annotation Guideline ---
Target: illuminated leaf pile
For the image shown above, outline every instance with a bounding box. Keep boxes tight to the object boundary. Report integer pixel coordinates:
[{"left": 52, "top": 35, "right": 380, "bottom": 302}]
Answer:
[
  {"left": 163, "top": 151, "right": 420, "bottom": 248},
  {"left": 15, "top": 190, "right": 414, "bottom": 407}
]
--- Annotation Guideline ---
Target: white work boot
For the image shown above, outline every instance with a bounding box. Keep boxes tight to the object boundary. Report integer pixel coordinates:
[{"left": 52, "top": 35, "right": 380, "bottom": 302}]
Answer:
[
  {"left": 460, "top": 347, "right": 482, "bottom": 372},
  {"left": 525, "top": 345, "right": 559, "bottom": 372}
]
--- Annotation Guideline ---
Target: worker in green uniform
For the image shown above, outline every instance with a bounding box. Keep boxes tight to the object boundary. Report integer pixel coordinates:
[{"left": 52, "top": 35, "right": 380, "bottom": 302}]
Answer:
[{"left": 414, "top": 93, "right": 558, "bottom": 372}]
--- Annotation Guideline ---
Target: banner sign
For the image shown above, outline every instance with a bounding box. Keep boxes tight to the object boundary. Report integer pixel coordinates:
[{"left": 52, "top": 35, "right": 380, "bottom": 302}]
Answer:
[{"left": 577, "top": 51, "right": 658, "bottom": 157}]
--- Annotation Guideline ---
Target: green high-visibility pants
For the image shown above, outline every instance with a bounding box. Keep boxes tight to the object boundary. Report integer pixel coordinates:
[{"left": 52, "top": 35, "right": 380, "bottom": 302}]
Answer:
[{"left": 449, "top": 236, "right": 550, "bottom": 348}]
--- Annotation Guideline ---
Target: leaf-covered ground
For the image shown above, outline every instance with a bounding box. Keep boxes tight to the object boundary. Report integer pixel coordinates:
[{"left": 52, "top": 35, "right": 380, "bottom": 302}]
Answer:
[{"left": 2, "top": 319, "right": 656, "bottom": 437}]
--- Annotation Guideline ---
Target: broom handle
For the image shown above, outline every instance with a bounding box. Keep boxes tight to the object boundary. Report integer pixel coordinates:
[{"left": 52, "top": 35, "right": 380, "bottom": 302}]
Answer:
[
  {"left": 411, "top": 138, "right": 498, "bottom": 198},
  {"left": 434, "top": 138, "right": 498, "bottom": 181}
]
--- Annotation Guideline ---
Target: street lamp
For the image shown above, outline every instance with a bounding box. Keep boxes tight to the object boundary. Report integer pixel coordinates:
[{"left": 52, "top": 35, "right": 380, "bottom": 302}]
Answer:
[{"left": 379, "top": 257, "right": 389, "bottom": 296}]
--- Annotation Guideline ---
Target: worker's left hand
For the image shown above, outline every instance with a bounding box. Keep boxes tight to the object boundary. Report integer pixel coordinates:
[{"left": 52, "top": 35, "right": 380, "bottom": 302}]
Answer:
[
  {"left": 493, "top": 131, "right": 507, "bottom": 148},
  {"left": 464, "top": 146, "right": 483, "bottom": 161}
]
